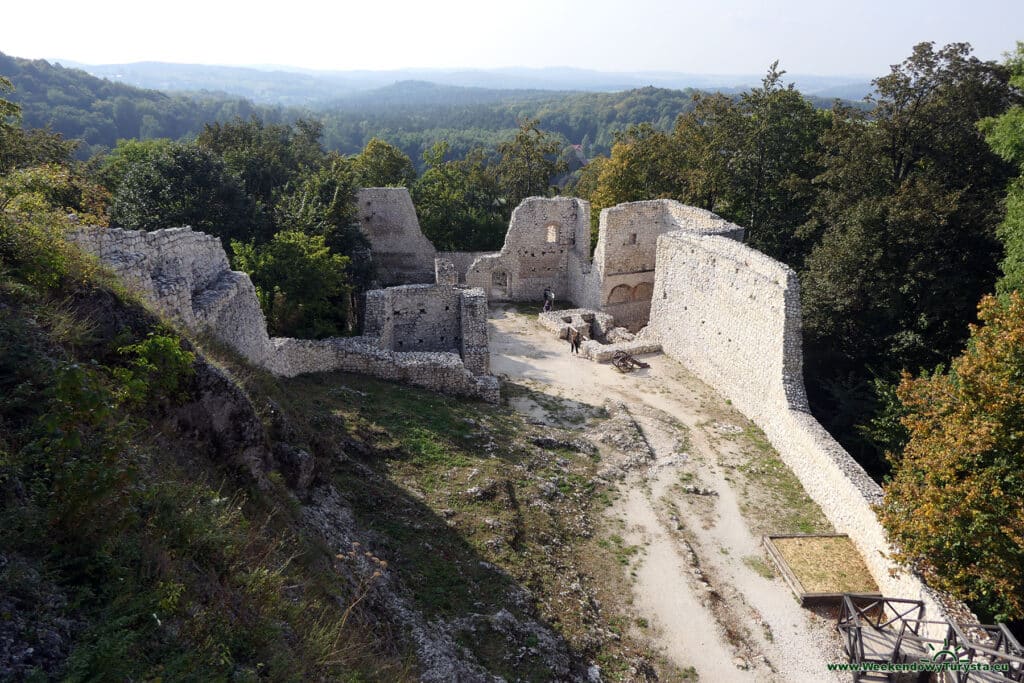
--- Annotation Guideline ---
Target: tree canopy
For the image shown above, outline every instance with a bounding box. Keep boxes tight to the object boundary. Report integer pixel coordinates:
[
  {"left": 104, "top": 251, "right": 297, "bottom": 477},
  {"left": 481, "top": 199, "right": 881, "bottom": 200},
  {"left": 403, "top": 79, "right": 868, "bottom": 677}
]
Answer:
[{"left": 880, "top": 292, "right": 1024, "bottom": 621}]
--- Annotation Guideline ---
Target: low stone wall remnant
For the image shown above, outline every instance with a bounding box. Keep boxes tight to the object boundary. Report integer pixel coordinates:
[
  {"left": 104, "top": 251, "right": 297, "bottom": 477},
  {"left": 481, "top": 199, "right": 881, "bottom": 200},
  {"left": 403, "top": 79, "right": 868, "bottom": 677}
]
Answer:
[{"left": 67, "top": 226, "right": 498, "bottom": 403}]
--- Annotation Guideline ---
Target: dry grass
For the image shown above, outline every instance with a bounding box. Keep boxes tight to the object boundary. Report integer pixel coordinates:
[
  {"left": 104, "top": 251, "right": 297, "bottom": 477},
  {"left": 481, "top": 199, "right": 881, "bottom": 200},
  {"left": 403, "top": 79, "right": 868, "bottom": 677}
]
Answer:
[{"left": 772, "top": 536, "right": 878, "bottom": 594}]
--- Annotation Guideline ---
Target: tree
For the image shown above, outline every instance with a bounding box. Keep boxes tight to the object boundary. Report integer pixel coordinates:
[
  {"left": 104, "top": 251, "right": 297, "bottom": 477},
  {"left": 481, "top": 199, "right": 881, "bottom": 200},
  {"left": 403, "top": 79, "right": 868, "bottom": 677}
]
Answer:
[
  {"left": 196, "top": 117, "right": 323, "bottom": 209},
  {"left": 979, "top": 42, "right": 1024, "bottom": 293},
  {"left": 726, "top": 64, "right": 826, "bottom": 265},
  {"left": 495, "top": 118, "right": 565, "bottom": 207},
  {"left": 93, "top": 138, "right": 174, "bottom": 192},
  {"left": 672, "top": 93, "right": 743, "bottom": 212},
  {"left": 231, "top": 231, "right": 350, "bottom": 338},
  {"left": 799, "top": 42, "right": 1018, "bottom": 471},
  {"left": 108, "top": 141, "right": 257, "bottom": 243},
  {"left": 411, "top": 142, "right": 507, "bottom": 251},
  {"left": 352, "top": 137, "right": 416, "bottom": 187},
  {"left": 880, "top": 292, "right": 1024, "bottom": 621},
  {"left": 274, "top": 153, "right": 372, "bottom": 298},
  {"left": 0, "top": 76, "right": 77, "bottom": 174}
]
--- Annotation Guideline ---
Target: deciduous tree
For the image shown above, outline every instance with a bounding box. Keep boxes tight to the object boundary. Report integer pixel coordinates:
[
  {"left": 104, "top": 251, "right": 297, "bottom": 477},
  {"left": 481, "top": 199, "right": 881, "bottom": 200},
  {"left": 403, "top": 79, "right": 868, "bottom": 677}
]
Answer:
[{"left": 880, "top": 292, "right": 1024, "bottom": 621}]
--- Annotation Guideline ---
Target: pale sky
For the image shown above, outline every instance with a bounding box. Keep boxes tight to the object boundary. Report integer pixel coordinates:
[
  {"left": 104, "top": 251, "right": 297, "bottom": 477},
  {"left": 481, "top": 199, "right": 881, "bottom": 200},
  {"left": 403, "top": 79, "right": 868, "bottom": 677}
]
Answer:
[{"left": 5, "top": 0, "right": 1022, "bottom": 76}]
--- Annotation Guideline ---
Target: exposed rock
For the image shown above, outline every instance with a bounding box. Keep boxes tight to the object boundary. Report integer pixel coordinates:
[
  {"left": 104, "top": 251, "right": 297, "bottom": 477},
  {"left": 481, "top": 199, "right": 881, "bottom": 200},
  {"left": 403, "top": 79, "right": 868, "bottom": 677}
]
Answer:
[
  {"left": 532, "top": 434, "right": 598, "bottom": 456},
  {"left": 273, "top": 443, "right": 316, "bottom": 491},
  {"left": 169, "top": 356, "right": 272, "bottom": 487}
]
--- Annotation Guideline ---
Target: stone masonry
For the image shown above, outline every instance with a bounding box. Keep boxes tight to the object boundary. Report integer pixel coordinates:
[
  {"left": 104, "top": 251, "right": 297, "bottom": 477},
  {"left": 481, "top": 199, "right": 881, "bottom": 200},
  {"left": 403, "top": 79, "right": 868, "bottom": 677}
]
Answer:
[
  {"left": 466, "top": 197, "right": 591, "bottom": 303},
  {"left": 647, "top": 229, "right": 961, "bottom": 636},
  {"left": 356, "top": 187, "right": 438, "bottom": 286},
  {"left": 66, "top": 226, "right": 498, "bottom": 402},
  {"left": 466, "top": 198, "right": 744, "bottom": 331}
]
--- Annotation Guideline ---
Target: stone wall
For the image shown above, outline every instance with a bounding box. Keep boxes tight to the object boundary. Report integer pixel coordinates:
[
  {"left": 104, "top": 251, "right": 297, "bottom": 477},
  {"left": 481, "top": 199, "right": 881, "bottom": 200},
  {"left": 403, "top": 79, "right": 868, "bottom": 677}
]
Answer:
[
  {"left": 466, "top": 197, "right": 591, "bottom": 302},
  {"left": 364, "top": 285, "right": 463, "bottom": 354},
  {"left": 66, "top": 226, "right": 277, "bottom": 368},
  {"left": 577, "top": 201, "right": 746, "bottom": 331},
  {"left": 67, "top": 226, "right": 497, "bottom": 403},
  {"left": 356, "top": 187, "right": 437, "bottom": 286},
  {"left": 437, "top": 251, "right": 498, "bottom": 283},
  {"left": 647, "top": 230, "right": 961, "bottom": 635}
]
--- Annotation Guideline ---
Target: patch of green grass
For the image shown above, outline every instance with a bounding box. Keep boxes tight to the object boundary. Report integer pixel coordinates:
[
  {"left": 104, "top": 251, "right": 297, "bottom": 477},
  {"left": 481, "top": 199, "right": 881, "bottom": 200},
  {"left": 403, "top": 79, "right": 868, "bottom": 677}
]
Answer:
[
  {"left": 742, "top": 555, "right": 775, "bottom": 579},
  {"left": 599, "top": 534, "right": 642, "bottom": 566},
  {"left": 725, "top": 425, "right": 832, "bottom": 536}
]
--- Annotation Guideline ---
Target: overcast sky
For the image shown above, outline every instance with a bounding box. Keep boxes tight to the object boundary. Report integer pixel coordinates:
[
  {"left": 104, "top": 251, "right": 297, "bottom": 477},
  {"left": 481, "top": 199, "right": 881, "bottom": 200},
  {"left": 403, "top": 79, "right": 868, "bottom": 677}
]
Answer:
[{"left": 5, "top": 0, "right": 1022, "bottom": 76}]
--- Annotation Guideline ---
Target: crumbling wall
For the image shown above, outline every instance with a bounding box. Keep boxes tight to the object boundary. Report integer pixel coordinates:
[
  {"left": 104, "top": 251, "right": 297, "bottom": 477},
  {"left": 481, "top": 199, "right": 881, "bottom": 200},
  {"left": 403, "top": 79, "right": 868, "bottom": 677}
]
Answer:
[
  {"left": 356, "top": 187, "right": 437, "bottom": 286},
  {"left": 68, "top": 226, "right": 497, "bottom": 402},
  {"left": 576, "top": 201, "right": 745, "bottom": 331},
  {"left": 364, "top": 285, "right": 463, "bottom": 354},
  {"left": 648, "top": 230, "right": 959, "bottom": 634},
  {"left": 66, "top": 226, "right": 276, "bottom": 367},
  {"left": 466, "top": 197, "right": 590, "bottom": 302},
  {"left": 437, "top": 251, "right": 497, "bottom": 283}
]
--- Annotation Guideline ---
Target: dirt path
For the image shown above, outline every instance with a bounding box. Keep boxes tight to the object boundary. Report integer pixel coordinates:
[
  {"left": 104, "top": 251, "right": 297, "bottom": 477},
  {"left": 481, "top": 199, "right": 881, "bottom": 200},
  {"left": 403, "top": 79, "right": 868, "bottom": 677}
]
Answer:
[{"left": 489, "top": 305, "right": 844, "bottom": 681}]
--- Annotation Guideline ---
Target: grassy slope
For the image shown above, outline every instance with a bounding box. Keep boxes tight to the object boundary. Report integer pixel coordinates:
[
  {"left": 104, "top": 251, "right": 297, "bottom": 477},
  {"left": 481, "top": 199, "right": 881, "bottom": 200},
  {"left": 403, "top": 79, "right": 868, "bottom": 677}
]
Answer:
[
  {"left": 0, "top": 218, "right": 409, "bottom": 681},
  {"left": 0, "top": 212, "right": 691, "bottom": 681},
  {"left": 226, "top": 363, "right": 688, "bottom": 681}
]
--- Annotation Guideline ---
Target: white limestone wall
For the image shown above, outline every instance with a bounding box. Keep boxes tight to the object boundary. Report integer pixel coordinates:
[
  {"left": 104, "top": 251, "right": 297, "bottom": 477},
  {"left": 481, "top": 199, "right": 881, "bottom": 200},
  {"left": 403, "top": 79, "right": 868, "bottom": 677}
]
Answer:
[
  {"left": 649, "top": 230, "right": 959, "bottom": 634},
  {"left": 357, "top": 187, "right": 438, "bottom": 286},
  {"left": 67, "top": 226, "right": 497, "bottom": 403},
  {"left": 466, "top": 197, "right": 590, "bottom": 302},
  {"left": 570, "top": 200, "right": 746, "bottom": 330},
  {"left": 437, "top": 251, "right": 497, "bottom": 283}
]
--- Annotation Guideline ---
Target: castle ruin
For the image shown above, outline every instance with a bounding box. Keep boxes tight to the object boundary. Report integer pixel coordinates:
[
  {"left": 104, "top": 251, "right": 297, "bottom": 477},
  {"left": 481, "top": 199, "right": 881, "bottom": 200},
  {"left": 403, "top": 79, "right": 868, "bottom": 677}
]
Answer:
[{"left": 68, "top": 187, "right": 960, "bottom": 636}]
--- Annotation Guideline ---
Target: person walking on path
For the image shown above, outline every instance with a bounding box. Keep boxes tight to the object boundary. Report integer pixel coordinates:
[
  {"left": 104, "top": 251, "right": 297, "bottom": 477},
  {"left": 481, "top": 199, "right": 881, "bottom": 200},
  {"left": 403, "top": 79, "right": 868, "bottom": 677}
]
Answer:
[{"left": 569, "top": 327, "right": 582, "bottom": 355}]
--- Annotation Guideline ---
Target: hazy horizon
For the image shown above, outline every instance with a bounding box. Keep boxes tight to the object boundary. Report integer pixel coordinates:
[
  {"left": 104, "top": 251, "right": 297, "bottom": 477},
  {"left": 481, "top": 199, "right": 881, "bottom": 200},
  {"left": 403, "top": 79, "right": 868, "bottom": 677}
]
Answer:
[
  {"left": 47, "top": 59, "right": 875, "bottom": 82},
  {"left": 6, "top": 0, "right": 1022, "bottom": 78}
]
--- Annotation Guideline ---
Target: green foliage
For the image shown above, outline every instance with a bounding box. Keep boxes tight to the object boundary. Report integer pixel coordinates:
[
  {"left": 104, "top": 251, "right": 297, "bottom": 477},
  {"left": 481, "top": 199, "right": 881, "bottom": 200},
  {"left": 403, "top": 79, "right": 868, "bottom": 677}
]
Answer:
[
  {"left": 881, "top": 293, "right": 1024, "bottom": 620},
  {"left": 577, "top": 64, "right": 825, "bottom": 266},
  {"left": 0, "top": 207, "right": 401, "bottom": 680},
  {"left": 1, "top": 162, "right": 109, "bottom": 221},
  {"left": 411, "top": 141, "right": 507, "bottom": 250},
  {"left": 980, "top": 42, "right": 1024, "bottom": 293},
  {"left": 92, "top": 137, "right": 174, "bottom": 192},
  {"left": 495, "top": 118, "right": 566, "bottom": 207},
  {"left": 197, "top": 117, "right": 324, "bottom": 209},
  {"left": 114, "top": 332, "right": 196, "bottom": 406},
  {"left": 232, "top": 230, "right": 351, "bottom": 337},
  {"left": 352, "top": 137, "right": 416, "bottom": 187},
  {"left": 0, "top": 51, "right": 281, "bottom": 158},
  {"left": 717, "top": 64, "right": 827, "bottom": 265},
  {"left": 108, "top": 141, "right": 257, "bottom": 241},
  {"left": 0, "top": 76, "right": 79, "bottom": 174},
  {"left": 317, "top": 85, "right": 707, "bottom": 167},
  {"left": 800, "top": 42, "right": 1017, "bottom": 471}
]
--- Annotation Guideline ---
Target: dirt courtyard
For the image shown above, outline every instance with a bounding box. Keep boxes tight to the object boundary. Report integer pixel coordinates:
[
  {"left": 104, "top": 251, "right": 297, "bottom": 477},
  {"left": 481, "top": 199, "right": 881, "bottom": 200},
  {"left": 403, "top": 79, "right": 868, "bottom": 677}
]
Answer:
[{"left": 488, "top": 304, "right": 847, "bottom": 681}]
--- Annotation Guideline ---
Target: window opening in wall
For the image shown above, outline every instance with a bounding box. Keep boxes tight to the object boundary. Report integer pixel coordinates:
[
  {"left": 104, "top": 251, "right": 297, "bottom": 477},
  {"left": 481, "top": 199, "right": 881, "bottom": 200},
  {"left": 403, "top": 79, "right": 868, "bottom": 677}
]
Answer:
[
  {"left": 627, "top": 233, "right": 637, "bottom": 245},
  {"left": 546, "top": 224, "right": 558, "bottom": 243}
]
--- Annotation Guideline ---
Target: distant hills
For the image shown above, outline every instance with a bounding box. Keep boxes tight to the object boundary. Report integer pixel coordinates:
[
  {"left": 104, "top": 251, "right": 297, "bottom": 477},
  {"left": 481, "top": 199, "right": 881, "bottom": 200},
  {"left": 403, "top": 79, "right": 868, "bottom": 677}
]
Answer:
[
  {"left": 1, "top": 51, "right": 871, "bottom": 165},
  {"left": 58, "top": 60, "right": 876, "bottom": 106}
]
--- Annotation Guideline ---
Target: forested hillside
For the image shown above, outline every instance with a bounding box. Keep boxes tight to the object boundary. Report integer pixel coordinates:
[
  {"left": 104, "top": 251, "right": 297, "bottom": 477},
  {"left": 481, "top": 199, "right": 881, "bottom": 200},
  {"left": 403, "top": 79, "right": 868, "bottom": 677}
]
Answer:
[
  {"left": 0, "top": 53, "right": 289, "bottom": 158},
  {"left": 0, "top": 53, "right": 857, "bottom": 169}
]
